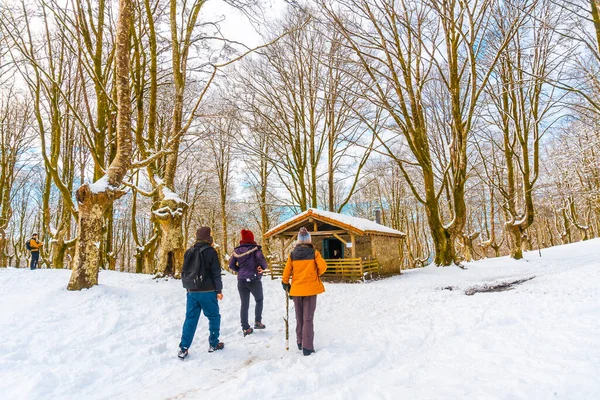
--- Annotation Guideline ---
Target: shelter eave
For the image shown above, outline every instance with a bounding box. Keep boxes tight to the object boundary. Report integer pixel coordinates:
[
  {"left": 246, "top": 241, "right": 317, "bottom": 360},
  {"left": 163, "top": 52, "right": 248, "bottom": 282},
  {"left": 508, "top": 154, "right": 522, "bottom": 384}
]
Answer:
[
  {"left": 263, "top": 210, "right": 363, "bottom": 239},
  {"left": 363, "top": 230, "right": 406, "bottom": 238}
]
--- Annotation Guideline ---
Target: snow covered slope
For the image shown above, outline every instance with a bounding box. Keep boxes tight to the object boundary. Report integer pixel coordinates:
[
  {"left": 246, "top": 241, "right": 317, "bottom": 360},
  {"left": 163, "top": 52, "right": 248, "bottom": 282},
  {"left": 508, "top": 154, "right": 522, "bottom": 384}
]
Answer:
[{"left": 1, "top": 240, "right": 599, "bottom": 400}]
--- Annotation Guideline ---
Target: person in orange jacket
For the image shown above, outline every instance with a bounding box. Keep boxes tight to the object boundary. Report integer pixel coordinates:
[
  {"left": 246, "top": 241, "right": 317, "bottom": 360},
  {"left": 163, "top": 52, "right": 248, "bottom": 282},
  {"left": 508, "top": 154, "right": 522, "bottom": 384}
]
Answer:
[
  {"left": 28, "top": 233, "right": 43, "bottom": 270},
  {"left": 282, "top": 227, "right": 327, "bottom": 356}
]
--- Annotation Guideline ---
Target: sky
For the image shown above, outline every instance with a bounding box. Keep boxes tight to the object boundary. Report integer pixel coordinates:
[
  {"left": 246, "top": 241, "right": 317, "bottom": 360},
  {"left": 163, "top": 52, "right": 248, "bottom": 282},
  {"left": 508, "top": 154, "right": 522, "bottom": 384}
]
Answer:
[{"left": 202, "top": 0, "right": 287, "bottom": 48}]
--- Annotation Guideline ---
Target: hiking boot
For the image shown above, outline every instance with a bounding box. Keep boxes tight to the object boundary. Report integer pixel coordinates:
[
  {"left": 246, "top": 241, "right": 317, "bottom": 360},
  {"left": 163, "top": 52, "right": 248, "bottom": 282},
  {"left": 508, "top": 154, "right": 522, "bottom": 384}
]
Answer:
[
  {"left": 242, "top": 327, "right": 254, "bottom": 337},
  {"left": 208, "top": 342, "right": 225, "bottom": 353},
  {"left": 297, "top": 343, "right": 302, "bottom": 351},
  {"left": 302, "top": 348, "right": 315, "bottom": 356},
  {"left": 254, "top": 322, "right": 266, "bottom": 330},
  {"left": 178, "top": 347, "right": 189, "bottom": 360}
]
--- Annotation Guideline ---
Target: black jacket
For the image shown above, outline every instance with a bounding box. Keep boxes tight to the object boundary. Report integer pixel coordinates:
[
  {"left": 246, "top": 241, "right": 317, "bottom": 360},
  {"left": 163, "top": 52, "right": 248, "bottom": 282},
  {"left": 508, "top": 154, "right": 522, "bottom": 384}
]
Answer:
[
  {"left": 291, "top": 244, "right": 316, "bottom": 261},
  {"left": 182, "top": 242, "right": 223, "bottom": 293}
]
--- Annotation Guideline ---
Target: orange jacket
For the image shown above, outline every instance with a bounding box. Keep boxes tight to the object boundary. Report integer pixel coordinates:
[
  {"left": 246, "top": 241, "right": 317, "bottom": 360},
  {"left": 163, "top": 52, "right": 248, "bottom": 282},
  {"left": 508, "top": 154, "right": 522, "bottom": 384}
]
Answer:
[
  {"left": 282, "top": 244, "right": 327, "bottom": 297},
  {"left": 29, "top": 239, "right": 42, "bottom": 252}
]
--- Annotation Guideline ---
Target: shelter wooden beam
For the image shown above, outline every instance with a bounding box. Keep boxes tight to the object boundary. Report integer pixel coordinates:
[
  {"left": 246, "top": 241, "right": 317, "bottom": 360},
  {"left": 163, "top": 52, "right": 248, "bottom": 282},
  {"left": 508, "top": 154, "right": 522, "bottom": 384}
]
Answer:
[
  {"left": 332, "top": 233, "right": 348, "bottom": 245},
  {"left": 350, "top": 233, "right": 356, "bottom": 258},
  {"left": 279, "top": 230, "right": 348, "bottom": 237},
  {"left": 282, "top": 236, "right": 296, "bottom": 252}
]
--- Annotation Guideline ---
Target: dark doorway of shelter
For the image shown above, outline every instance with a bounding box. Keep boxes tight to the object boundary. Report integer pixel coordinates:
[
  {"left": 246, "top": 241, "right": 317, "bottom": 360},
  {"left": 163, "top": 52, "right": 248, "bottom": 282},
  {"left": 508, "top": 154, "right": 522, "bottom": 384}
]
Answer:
[{"left": 323, "top": 238, "right": 344, "bottom": 259}]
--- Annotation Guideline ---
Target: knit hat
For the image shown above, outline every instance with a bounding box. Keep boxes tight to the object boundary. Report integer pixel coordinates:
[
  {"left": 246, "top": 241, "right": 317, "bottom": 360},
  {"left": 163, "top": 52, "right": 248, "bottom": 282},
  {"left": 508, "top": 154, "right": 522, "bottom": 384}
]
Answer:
[
  {"left": 240, "top": 229, "right": 256, "bottom": 245},
  {"left": 297, "top": 227, "right": 311, "bottom": 244},
  {"left": 196, "top": 227, "right": 212, "bottom": 242}
]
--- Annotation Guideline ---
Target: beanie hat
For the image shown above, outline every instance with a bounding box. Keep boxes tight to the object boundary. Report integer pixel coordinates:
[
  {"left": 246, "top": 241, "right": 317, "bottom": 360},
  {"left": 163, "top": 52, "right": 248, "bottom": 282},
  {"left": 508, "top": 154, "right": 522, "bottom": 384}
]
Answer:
[
  {"left": 196, "top": 227, "right": 212, "bottom": 242},
  {"left": 297, "top": 227, "right": 311, "bottom": 244},
  {"left": 240, "top": 229, "right": 256, "bottom": 245}
]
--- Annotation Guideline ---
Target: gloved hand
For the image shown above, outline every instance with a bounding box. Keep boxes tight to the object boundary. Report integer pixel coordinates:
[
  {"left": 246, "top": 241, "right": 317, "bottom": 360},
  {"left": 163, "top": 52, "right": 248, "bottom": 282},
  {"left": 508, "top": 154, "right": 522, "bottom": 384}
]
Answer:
[{"left": 282, "top": 282, "right": 291, "bottom": 293}]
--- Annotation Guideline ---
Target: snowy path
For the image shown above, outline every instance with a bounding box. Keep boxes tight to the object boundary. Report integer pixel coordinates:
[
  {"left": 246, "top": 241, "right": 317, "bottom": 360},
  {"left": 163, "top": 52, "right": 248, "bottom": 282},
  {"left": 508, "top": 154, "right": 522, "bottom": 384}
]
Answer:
[{"left": 1, "top": 240, "right": 599, "bottom": 399}]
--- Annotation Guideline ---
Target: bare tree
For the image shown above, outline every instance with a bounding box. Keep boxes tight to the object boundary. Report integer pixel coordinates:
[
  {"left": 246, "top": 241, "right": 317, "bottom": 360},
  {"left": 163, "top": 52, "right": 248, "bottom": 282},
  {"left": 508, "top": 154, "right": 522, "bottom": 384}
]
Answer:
[
  {"left": 0, "top": 90, "right": 34, "bottom": 267},
  {"left": 234, "top": 10, "right": 373, "bottom": 212},
  {"left": 320, "top": 0, "right": 531, "bottom": 265},
  {"left": 476, "top": 0, "right": 566, "bottom": 259},
  {"left": 67, "top": 0, "right": 133, "bottom": 290},
  {"left": 205, "top": 108, "right": 236, "bottom": 257}
]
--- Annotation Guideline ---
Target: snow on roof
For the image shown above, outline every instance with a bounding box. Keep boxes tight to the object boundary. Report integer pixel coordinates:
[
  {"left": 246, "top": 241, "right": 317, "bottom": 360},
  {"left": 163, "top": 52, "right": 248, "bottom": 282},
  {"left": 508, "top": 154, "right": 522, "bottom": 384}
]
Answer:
[{"left": 264, "top": 208, "right": 405, "bottom": 238}]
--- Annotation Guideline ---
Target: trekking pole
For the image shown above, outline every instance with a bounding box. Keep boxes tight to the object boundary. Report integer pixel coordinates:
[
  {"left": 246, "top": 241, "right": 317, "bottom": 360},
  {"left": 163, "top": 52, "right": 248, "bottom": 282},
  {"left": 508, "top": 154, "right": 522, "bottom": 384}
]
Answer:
[{"left": 283, "top": 290, "right": 289, "bottom": 351}]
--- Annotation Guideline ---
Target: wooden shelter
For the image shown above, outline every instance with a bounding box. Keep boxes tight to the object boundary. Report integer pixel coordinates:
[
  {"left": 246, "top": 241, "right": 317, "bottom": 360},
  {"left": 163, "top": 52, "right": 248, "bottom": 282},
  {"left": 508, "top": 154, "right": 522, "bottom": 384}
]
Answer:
[{"left": 264, "top": 209, "right": 406, "bottom": 281}]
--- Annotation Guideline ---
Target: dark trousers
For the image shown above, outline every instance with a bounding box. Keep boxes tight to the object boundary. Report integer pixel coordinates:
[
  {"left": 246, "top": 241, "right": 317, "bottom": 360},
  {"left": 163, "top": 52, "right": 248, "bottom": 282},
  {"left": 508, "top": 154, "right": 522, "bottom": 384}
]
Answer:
[
  {"left": 237, "top": 280, "right": 263, "bottom": 330},
  {"left": 179, "top": 291, "right": 221, "bottom": 349},
  {"left": 30, "top": 251, "right": 40, "bottom": 270},
  {"left": 293, "top": 295, "right": 317, "bottom": 351}
]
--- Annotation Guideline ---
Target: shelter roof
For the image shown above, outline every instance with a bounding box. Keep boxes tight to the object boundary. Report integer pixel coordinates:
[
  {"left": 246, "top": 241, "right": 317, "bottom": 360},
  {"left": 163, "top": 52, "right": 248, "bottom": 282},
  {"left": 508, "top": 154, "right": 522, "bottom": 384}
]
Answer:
[{"left": 264, "top": 208, "right": 406, "bottom": 239}]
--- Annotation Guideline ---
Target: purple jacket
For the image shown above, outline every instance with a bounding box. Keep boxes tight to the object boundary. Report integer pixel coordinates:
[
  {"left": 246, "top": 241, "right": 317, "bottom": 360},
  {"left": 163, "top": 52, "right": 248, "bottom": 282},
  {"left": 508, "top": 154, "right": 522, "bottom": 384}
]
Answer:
[{"left": 228, "top": 243, "right": 268, "bottom": 281}]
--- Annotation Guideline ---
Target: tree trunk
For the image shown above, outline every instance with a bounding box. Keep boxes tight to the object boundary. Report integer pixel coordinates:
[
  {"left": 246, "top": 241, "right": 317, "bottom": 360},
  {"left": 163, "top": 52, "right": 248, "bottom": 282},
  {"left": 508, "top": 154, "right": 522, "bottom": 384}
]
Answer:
[
  {"left": 220, "top": 200, "right": 228, "bottom": 258},
  {"left": 591, "top": 0, "right": 600, "bottom": 55},
  {"left": 144, "top": 246, "right": 157, "bottom": 274},
  {"left": 560, "top": 208, "right": 572, "bottom": 244},
  {"left": 154, "top": 190, "right": 187, "bottom": 277},
  {"left": 153, "top": 0, "right": 204, "bottom": 276},
  {"left": 135, "top": 249, "right": 144, "bottom": 274},
  {"left": 105, "top": 204, "right": 115, "bottom": 270},
  {"left": 51, "top": 220, "right": 73, "bottom": 269},
  {"left": 67, "top": 0, "right": 132, "bottom": 290},
  {"left": 156, "top": 220, "right": 185, "bottom": 277},
  {"left": 68, "top": 186, "right": 125, "bottom": 289},
  {"left": 327, "top": 124, "right": 335, "bottom": 212},
  {"left": 433, "top": 236, "right": 454, "bottom": 266},
  {"left": 507, "top": 225, "right": 524, "bottom": 260},
  {"left": 461, "top": 232, "right": 480, "bottom": 262},
  {"left": 428, "top": 215, "right": 454, "bottom": 266},
  {"left": 424, "top": 179, "right": 455, "bottom": 266},
  {"left": 0, "top": 229, "right": 6, "bottom": 268}
]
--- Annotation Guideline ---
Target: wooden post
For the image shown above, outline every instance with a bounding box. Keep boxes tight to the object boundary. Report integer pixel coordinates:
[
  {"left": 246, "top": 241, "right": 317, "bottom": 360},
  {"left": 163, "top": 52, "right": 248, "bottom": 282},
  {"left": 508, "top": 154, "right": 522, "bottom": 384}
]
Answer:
[
  {"left": 332, "top": 233, "right": 347, "bottom": 246},
  {"left": 279, "top": 236, "right": 285, "bottom": 281},
  {"left": 360, "top": 258, "right": 364, "bottom": 282},
  {"left": 350, "top": 233, "right": 356, "bottom": 258},
  {"left": 283, "top": 236, "right": 296, "bottom": 252}
]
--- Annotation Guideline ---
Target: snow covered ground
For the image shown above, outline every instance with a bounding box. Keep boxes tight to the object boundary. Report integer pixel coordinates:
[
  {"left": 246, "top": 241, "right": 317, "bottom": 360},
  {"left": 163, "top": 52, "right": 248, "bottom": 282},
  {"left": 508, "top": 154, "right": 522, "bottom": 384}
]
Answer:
[{"left": 1, "top": 239, "right": 599, "bottom": 400}]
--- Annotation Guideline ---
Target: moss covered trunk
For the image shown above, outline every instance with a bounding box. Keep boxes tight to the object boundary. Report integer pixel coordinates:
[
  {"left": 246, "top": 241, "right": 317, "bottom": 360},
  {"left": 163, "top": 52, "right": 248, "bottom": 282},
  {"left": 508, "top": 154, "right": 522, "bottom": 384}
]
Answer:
[
  {"left": 67, "top": 0, "right": 132, "bottom": 290},
  {"left": 507, "top": 225, "right": 524, "bottom": 260},
  {"left": 68, "top": 186, "right": 124, "bottom": 289},
  {"left": 154, "top": 193, "right": 187, "bottom": 277}
]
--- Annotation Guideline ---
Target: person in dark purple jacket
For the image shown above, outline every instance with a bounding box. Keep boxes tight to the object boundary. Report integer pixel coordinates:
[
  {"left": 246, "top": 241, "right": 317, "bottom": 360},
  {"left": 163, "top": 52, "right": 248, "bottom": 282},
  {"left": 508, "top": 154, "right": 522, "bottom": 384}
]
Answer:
[{"left": 228, "top": 229, "right": 268, "bottom": 336}]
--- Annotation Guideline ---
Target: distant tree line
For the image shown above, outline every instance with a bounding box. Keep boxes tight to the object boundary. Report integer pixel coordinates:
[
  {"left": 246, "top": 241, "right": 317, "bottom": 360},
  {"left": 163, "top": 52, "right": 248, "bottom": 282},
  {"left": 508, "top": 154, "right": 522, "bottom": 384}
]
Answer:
[{"left": 0, "top": 0, "right": 598, "bottom": 287}]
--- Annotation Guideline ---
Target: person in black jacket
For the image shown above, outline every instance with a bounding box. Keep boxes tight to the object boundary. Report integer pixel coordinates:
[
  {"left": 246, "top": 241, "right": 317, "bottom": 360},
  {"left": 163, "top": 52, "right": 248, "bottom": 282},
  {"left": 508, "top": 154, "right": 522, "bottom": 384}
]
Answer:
[{"left": 178, "top": 227, "right": 224, "bottom": 360}]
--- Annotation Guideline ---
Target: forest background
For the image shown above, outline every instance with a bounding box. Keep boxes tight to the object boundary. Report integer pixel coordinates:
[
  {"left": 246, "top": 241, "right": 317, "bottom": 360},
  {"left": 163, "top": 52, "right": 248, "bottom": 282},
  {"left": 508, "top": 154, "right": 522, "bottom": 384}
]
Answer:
[{"left": 0, "top": 0, "right": 599, "bottom": 289}]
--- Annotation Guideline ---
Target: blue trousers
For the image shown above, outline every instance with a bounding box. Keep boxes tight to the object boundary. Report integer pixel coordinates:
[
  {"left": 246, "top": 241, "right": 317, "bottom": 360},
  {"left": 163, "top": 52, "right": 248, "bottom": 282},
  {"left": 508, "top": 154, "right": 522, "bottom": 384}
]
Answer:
[
  {"left": 30, "top": 252, "right": 39, "bottom": 270},
  {"left": 179, "top": 291, "right": 221, "bottom": 349}
]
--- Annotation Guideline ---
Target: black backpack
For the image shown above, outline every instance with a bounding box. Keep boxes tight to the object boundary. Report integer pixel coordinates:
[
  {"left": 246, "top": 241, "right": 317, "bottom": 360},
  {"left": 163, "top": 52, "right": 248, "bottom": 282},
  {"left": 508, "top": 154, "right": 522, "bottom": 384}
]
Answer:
[
  {"left": 181, "top": 245, "right": 210, "bottom": 290},
  {"left": 25, "top": 239, "right": 32, "bottom": 251}
]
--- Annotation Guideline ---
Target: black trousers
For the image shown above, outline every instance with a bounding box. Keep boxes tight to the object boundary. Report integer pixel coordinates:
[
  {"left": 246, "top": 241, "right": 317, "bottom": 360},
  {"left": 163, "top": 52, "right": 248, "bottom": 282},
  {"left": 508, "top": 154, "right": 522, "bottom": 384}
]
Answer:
[
  {"left": 30, "top": 251, "right": 40, "bottom": 270},
  {"left": 237, "top": 280, "right": 263, "bottom": 330}
]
